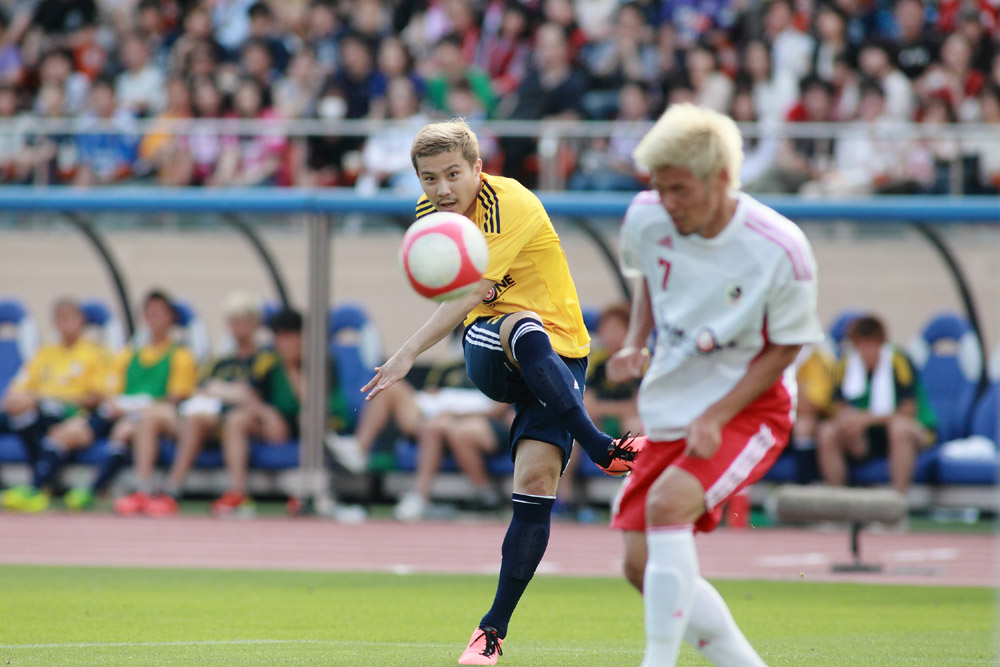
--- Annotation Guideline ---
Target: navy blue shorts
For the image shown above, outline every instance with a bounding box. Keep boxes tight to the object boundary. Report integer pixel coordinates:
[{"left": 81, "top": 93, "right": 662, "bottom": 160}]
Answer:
[{"left": 464, "top": 315, "right": 588, "bottom": 469}]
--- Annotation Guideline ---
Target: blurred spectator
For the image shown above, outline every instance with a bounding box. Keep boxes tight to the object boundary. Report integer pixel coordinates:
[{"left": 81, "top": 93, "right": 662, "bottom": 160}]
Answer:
[
  {"left": 184, "top": 76, "right": 226, "bottom": 186},
  {"left": 763, "top": 0, "right": 815, "bottom": 83},
  {"left": 210, "top": 78, "right": 287, "bottom": 187},
  {"left": 475, "top": 0, "right": 531, "bottom": 97},
  {"left": 439, "top": 0, "right": 480, "bottom": 62},
  {"left": 350, "top": 0, "right": 392, "bottom": 53},
  {"left": 857, "top": 39, "right": 915, "bottom": 121},
  {"left": 213, "top": 0, "right": 255, "bottom": 55},
  {"left": 150, "top": 291, "right": 266, "bottom": 515},
  {"left": 793, "top": 344, "right": 837, "bottom": 455},
  {"left": 375, "top": 35, "right": 424, "bottom": 98},
  {"left": 903, "top": 94, "right": 961, "bottom": 195},
  {"left": 24, "top": 0, "right": 97, "bottom": 61},
  {"left": 273, "top": 47, "right": 323, "bottom": 119},
  {"left": 731, "top": 86, "right": 779, "bottom": 191},
  {"left": 801, "top": 79, "right": 902, "bottom": 196},
  {"left": 308, "top": 0, "right": 343, "bottom": 73},
  {"left": 739, "top": 38, "right": 797, "bottom": 123},
  {"left": 0, "top": 298, "right": 111, "bottom": 513},
  {"left": 0, "top": 84, "right": 29, "bottom": 182},
  {"left": 302, "top": 79, "right": 350, "bottom": 186},
  {"left": 247, "top": 1, "right": 291, "bottom": 74},
  {"left": 333, "top": 32, "right": 382, "bottom": 120},
  {"left": 355, "top": 76, "right": 427, "bottom": 197},
  {"left": 569, "top": 80, "right": 648, "bottom": 191},
  {"left": 498, "top": 21, "right": 587, "bottom": 185},
  {"left": 139, "top": 75, "right": 194, "bottom": 186},
  {"left": 956, "top": 6, "right": 996, "bottom": 76},
  {"left": 541, "top": 0, "right": 588, "bottom": 61},
  {"left": 973, "top": 85, "right": 1000, "bottom": 193},
  {"left": 240, "top": 36, "right": 277, "bottom": 88},
  {"left": 135, "top": 0, "right": 173, "bottom": 72},
  {"left": 891, "top": 0, "right": 938, "bottom": 80},
  {"left": 816, "top": 314, "right": 936, "bottom": 494},
  {"left": 20, "top": 82, "right": 75, "bottom": 184},
  {"left": 686, "top": 41, "right": 733, "bottom": 113},
  {"left": 811, "top": 2, "right": 851, "bottom": 83},
  {"left": 918, "top": 32, "right": 985, "bottom": 123},
  {"left": 831, "top": 52, "right": 861, "bottom": 121},
  {"left": 211, "top": 308, "right": 354, "bottom": 517},
  {"left": 425, "top": 33, "right": 496, "bottom": 118},
  {"left": 35, "top": 47, "right": 89, "bottom": 115},
  {"left": 0, "top": 9, "right": 24, "bottom": 86},
  {"left": 169, "top": 5, "right": 226, "bottom": 79},
  {"left": 750, "top": 75, "right": 836, "bottom": 194},
  {"left": 60, "top": 290, "right": 198, "bottom": 512},
  {"left": 659, "top": 0, "right": 734, "bottom": 51},
  {"left": 115, "top": 31, "right": 165, "bottom": 117},
  {"left": 73, "top": 77, "right": 140, "bottom": 186},
  {"left": 581, "top": 2, "right": 658, "bottom": 95}
]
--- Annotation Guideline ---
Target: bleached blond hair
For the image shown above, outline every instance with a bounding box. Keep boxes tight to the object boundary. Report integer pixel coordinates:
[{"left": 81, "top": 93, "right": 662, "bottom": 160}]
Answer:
[
  {"left": 632, "top": 103, "right": 743, "bottom": 190},
  {"left": 410, "top": 119, "right": 480, "bottom": 171}
]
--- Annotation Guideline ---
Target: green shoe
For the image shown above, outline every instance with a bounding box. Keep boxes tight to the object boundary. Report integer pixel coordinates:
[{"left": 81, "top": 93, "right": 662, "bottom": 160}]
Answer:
[
  {"left": 19, "top": 488, "right": 49, "bottom": 513},
  {"left": 2, "top": 485, "right": 35, "bottom": 510},
  {"left": 64, "top": 488, "right": 95, "bottom": 511}
]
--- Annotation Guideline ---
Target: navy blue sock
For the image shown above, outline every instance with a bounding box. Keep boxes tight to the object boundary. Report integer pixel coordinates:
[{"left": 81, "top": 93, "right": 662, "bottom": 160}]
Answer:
[
  {"left": 11, "top": 410, "right": 43, "bottom": 470},
  {"left": 90, "top": 442, "right": 129, "bottom": 494},
  {"left": 510, "top": 320, "right": 613, "bottom": 466},
  {"left": 33, "top": 437, "right": 70, "bottom": 489},
  {"left": 480, "top": 493, "right": 555, "bottom": 638}
]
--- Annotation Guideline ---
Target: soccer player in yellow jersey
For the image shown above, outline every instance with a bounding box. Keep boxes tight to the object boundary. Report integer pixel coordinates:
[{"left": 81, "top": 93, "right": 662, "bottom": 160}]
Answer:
[
  {"left": 361, "top": 120, "right": 643, "bottom": 665},
  {"left": 1, "top": 298, "right": 112, "bottom": 512}
]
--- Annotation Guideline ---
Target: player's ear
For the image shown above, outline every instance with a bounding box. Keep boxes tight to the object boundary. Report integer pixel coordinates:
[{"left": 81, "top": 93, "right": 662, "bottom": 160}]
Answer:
[{"left": 473, "top": 158, "right": 482, "bottom": 177}]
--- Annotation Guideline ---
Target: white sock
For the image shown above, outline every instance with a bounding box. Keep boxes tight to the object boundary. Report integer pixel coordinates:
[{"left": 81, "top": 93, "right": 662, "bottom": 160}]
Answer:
[
  {"left": 641, "top": 525, "right": 698, "bottom": 667},
  {"left": 684, "top": 577, "right": 768, "bottom": 666}
]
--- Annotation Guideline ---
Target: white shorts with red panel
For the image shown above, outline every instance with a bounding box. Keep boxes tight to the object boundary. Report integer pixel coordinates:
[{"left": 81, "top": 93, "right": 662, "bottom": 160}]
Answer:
[{"left": 611, "top": 404, "right": 792, "bottom": 534}]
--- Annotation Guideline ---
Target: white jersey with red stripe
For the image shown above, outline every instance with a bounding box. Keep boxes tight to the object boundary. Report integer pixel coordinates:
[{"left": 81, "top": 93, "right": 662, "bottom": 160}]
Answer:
[{"left": 620, "top": 190, "right": 824, "bottom": 440}]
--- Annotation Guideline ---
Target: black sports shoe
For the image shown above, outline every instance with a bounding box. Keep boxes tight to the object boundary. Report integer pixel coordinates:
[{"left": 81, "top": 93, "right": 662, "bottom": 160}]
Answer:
[{"left": 598, "top": 432, "right": 647, "bottom": 476}]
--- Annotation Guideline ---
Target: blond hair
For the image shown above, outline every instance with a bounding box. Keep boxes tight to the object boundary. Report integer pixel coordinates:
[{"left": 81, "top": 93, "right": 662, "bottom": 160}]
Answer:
[
  {"left": 410, "top": 119, "right": 480, "bottom": 172},
  {"left": 222, "top": 290, "right": 262, "bottom": 319},
  {"left": 632, "top": 103, "right": 743, "bottom": 189}
]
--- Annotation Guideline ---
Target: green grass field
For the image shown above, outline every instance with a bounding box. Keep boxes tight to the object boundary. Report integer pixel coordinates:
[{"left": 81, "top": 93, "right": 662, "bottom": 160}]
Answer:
[{"left": 0, "top": 565, "right": 995, "bottom": 665}]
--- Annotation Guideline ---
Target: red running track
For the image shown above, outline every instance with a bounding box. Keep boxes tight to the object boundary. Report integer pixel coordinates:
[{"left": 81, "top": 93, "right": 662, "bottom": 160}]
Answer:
[{"left": 0, "top": 513, "right": 995, "bottom": 587}]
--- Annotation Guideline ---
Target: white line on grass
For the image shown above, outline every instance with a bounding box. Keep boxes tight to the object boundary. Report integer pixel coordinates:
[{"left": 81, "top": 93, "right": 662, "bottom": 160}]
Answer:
[{"left": 0, "top": 639, "right": 640, "bottom": 654}]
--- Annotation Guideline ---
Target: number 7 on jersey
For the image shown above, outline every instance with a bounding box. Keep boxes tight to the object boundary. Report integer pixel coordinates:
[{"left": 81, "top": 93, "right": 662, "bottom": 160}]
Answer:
[{"left": 658, "top": 258, "right": 671, "bottom": 290}]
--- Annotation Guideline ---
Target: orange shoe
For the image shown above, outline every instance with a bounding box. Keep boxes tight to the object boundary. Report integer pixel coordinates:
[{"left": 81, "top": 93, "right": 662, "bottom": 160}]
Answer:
[
  {"left": 113, "top": 491, "right": 151, "bottom": 516},
  {"left": 211, "top": 490, "right": 255, "bottom": 518},
  {"left": 144, "top": 493, "right": 179, "bottom": 517},
  {"left": 458, "top": 626, "right": 503, "bottom": 665},
  {"left": 598, "top": 433, "right": 647, "bottom": 476}
]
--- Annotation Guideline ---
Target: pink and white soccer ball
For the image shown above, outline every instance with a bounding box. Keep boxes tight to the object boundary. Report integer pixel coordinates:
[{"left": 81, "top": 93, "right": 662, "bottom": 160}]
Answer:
[{"left": 399, "top": 211, "right": 490, "bottom": 301}]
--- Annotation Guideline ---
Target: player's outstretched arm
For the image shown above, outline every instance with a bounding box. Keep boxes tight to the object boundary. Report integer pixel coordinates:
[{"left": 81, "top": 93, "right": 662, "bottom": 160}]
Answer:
[
  {"left": 362, "top": 278, "right": 493, "bottom": 400},
  {"left": 607, "top": 277, "right": 655, "bottom": 384}
]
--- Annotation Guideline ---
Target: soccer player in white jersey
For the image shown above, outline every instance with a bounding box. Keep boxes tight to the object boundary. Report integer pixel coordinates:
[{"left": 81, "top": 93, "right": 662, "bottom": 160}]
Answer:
[{"left": 606, "top": 103, "right": 824, "bottom": 666}]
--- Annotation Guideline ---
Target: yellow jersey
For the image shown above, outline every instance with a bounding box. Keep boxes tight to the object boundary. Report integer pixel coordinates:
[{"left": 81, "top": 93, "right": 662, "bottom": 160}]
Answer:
[
  {"left": 108, "top": 341, "right": 198, "bottom": 399},
  {"left": 416, "top": 173, "right": 590, "bottom": 358},
  {"left": 11, "top": 339, "right": 112, "bottom": 405}
]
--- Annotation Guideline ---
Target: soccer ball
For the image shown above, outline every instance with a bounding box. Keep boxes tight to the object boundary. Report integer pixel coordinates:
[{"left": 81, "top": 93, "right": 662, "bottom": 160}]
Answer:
[{"left": 400, "top": 212, "right": 489, "bottom": 301}]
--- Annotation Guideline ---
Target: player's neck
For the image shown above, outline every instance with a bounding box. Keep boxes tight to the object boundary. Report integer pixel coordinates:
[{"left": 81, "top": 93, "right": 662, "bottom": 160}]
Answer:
[
  {"left": 700, "top": 194, "right": 739, "bottom": 239},
  {"left": 462, "top": 181, "right": 483, "bottom": 219}
]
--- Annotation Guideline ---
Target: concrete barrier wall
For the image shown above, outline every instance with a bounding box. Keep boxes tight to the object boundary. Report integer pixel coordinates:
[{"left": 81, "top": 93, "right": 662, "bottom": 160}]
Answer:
[{"left": 1, "top": 222, "right": 997, "bottom": 358}]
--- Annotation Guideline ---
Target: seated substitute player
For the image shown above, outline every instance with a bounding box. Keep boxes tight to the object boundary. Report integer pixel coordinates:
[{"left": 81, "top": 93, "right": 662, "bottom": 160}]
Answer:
[
  {"left": 606, "top": 103, "right": 824, "bottom": 667},
  {"left": 361, "top": 119, "right": 642, "bottom": 666},
  {"left": 816, "top": 314, "right": 936, "bottom": 494},
  {"left": 1, "top": 298, "right": 112, "bottom": 512},
  {"left": 146, "top": 290, "right": 267, "bottom": 515},
  {"left": 61, "top": 290, "right": 198, "bottom": 512},
  {"left": 211, "top": 308, "right": 355, "bottom": 517}
]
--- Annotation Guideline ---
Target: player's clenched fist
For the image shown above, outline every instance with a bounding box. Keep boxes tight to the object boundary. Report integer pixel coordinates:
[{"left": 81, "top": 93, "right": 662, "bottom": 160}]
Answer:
[{"left": 606, "top": 346, "right": 649, "bottom": 384}]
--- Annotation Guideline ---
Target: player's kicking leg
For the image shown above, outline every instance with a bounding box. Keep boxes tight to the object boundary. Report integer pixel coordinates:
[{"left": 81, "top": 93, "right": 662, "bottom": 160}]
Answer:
[{"left": 495, "top": 312, "right": 644, "bottom": 475}]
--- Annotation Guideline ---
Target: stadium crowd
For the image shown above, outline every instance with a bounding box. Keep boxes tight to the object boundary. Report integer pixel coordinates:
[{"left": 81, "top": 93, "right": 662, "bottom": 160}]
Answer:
[{"left": 0, "top": 0, "right": 997, "bottom": 194}]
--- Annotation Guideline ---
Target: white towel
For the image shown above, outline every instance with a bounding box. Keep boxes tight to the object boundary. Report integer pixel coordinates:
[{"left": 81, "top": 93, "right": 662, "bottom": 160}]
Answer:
[{"left": 842, "top": 344, "right": 896, "bottom": 416}]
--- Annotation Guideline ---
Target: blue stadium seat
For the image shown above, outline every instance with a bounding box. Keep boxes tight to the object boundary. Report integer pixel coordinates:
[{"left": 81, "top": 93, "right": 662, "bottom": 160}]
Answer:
[
  {"left": 907, "top": 312, "right": 982, "bottom": 443},
  {"left": 392, "top": 438, "right": 515, "bottom": 476},
  {"left": 249, "top": 441, "right": 300, "bottom": 469},
  {"left": 581, "top": 306, "right": 600, "bottom": 334},
  {"left": 825, "top": 307, "right": 865, "bottom": 357},
  {"left": 0, "top": 297, "right": 39, "bottom": 397},
  {"left": 329, "top": 302, "right": 383, "bottom": 430},
  {"left": 80, "top": 298, "right": 126, "bottom": 351},
  {"left": 849, "top": 448, "right": 940, "bottom": 485}
]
